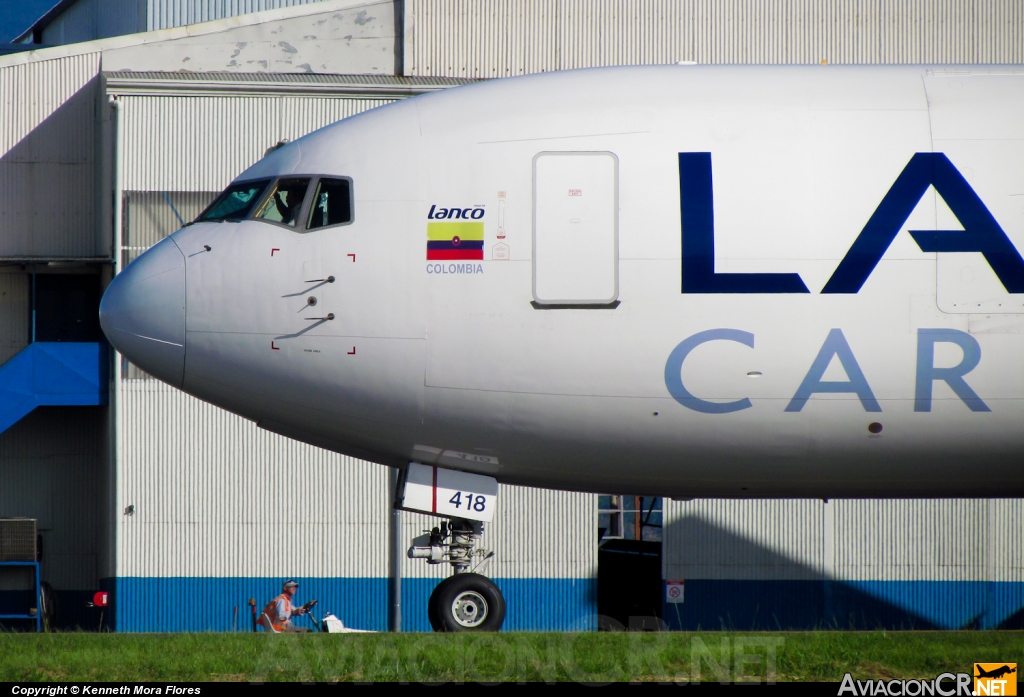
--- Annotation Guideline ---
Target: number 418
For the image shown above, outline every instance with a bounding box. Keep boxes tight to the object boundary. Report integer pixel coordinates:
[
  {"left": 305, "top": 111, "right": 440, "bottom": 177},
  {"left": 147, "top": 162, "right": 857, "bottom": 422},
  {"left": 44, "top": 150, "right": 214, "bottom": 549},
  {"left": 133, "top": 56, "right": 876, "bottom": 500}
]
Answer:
[{"left": 449, "top": 491, "right": 487, "bottom": 512}]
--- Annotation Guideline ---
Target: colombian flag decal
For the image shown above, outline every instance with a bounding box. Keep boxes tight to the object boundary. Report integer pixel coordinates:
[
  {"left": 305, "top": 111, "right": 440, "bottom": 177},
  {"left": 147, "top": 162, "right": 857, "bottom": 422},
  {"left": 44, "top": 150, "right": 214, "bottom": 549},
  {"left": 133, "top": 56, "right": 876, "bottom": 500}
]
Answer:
[{"left": 427, "top": 222, "right": 484, "bottom": 260}]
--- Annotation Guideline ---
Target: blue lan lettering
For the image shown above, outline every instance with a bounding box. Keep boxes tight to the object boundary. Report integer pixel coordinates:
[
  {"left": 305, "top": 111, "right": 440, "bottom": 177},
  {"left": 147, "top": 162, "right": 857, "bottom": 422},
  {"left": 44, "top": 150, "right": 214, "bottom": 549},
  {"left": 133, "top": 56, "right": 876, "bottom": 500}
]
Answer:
[
  {"left": 823, "top": 153, "right": 1024, "bottom": 294},
  {"left": 678, "top": 153, "right": 810, "bottom": 294}
]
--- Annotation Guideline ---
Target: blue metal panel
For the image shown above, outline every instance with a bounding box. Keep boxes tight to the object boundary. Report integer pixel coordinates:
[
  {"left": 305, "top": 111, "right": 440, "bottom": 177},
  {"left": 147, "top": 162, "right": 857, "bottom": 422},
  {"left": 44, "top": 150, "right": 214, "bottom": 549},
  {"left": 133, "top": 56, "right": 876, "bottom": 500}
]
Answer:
[
  {"left": 401, "top": 577, "right": 597, "bottom": 632},
  {"left": 112, "top": 576, "right": 595, "bottom": 632},
  {"left": 0, "top": 343, "right": 107, "bottom": 435},
  {"left": 113, "top": 577, "right": 388, "bottom": 632},
  {"left": 841, "top": 581, "right": 989, "bottom": 629},
  {"left": 146, "top": 0, "right": 330, "bottom": 31},
  {"left": 663, "top": 580, "right": 1024, "bottom": 630},
  {"left": 662, "top": 580, "right": 825, "bottom": 631}
]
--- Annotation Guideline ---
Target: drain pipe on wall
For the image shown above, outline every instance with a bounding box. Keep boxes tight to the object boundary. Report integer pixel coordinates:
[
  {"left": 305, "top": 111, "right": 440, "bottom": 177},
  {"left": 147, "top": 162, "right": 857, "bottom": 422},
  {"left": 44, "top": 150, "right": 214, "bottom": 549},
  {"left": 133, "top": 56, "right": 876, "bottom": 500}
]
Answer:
[
  {"left": 107, "top": 96, "right": 123, "bottom": 619},
  {"left": 109, "top": 97, "right": 122, "bottom": 276},
  {"left": 388, "top": 467, "right": 402, "bottom": 632}
]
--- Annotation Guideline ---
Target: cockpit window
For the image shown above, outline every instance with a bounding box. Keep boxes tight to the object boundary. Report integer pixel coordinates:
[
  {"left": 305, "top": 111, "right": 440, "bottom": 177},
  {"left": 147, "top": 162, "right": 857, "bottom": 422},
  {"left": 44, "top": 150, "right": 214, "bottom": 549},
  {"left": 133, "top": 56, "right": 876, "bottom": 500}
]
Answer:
[
  {"left": 307, "top": 178, "right": 353, "bottom": 230},
  {"left": 195, "top": 176, "right": 351, "bottom": 230},
  {"left": 255, "top": 178, "right": 311, "bottom": 226},
  {"left": 197, "top": 180, "right": 270, "bottom": 222}
]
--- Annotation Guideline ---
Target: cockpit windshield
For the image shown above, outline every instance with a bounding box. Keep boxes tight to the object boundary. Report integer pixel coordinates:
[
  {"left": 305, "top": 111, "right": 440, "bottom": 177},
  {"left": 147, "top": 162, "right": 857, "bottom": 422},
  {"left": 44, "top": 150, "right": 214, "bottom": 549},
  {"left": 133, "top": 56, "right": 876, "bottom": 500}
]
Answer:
[
  {"left": 197, "top": 180, "right": 270, "bottom": 222},
  {"left": 255, "top": 178, "right": 311, "bottom": 226},
  {"left": 195, "top": 176, "right": 353, "bottom": 230}
]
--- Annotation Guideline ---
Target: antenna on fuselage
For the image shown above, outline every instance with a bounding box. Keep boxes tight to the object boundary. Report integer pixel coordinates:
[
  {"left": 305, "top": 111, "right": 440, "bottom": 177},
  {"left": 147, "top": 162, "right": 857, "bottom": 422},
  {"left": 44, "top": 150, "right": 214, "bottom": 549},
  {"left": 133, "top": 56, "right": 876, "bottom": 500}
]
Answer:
[{"left": 264, "top": 139, "right": 290, "bottom": 156}]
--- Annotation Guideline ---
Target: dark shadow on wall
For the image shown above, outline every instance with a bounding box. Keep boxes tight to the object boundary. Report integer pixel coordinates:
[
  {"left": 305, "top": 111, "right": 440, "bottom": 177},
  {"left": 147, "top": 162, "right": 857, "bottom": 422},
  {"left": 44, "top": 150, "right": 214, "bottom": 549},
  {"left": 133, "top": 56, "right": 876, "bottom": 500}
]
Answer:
[
  {"left": 0, "top": 77, "right": 100, "bottom": 259},
  {"left": 0, "top": 407, "right": 106, "bottom": 630},
  {"left": 996, "top": 606, "right": 1024, "bottom": 630},
  {"left": 663, "top": 515, "right": 945, "bottom": 631}
]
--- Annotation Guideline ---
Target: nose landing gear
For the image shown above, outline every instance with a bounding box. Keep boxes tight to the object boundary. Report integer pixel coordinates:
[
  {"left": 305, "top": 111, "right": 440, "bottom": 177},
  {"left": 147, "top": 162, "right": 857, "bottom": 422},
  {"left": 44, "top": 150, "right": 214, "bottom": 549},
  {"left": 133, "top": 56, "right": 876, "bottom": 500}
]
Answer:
[
  {"left": 399, "top": 463, "right": 505, "bottom": 631},
  {"left": 409, "top": 517, "right": 506, "bottom": 632}
]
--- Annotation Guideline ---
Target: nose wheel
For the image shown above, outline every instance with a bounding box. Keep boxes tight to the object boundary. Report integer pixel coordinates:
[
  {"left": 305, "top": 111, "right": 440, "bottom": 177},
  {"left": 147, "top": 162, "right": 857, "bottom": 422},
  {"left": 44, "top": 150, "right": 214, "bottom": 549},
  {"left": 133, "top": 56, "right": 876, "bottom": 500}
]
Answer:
[{"left": 428, "top": 573, "right": 506, "bottom": 632}]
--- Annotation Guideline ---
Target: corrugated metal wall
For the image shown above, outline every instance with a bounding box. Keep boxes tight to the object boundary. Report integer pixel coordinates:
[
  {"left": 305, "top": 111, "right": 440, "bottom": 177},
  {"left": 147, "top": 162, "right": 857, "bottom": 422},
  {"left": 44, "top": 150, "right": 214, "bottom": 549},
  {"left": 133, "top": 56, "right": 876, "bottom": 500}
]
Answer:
[
  {"left": 406, "top": 0, "right": 1024, "bottom": 77},
  {"left": 116, "top": 381, "right": 389, "bottom": 631},
  {"left": 0, "top": 47, "right": 112, "bottom": 626},
  {"left": 35, "top": 0, "right": 337, "bottom": 44},
  {"left": 833, "top": 499, "right": 991, "bottom": 582},
  {"left": 0, "top": 272, "right": 29, "bottom": 366},
  {"left": 663, "top": 499, "right": 1024, "bottom": 629},
  {"left": 0, "top": 53, "right": 103, "bottom": 259},
  {"left": 0, "top": 407, "right": 106, "bottom": 629},
  {"left": 663, "top": 499, "right": 825, "bottom": 581},
  {"left": 118, "top": 382, "right": 390, "bottom": 579},
  {"left": 41, "top": 0, "right": 146, "bottom": 45},
  {"left": 0, "top": 51, "right": 108, "bottom": 630},
  {"left": 117, "top": 381, "right": 596, "bottom": 631},
  {"left": 118, "top": 96, "right": 395, "bottom": 193},
  {"left": 0, "top": 408, "right": 106, "bottom": 591},
  {"left": 146, "top": 0, "right": 332, "bottom": 32}
]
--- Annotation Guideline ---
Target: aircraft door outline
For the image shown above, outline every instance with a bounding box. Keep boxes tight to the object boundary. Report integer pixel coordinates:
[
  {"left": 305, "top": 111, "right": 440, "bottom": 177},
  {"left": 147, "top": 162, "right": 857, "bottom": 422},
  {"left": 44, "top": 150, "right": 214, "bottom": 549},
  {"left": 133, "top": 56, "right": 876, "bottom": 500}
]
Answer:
[{"left": 532, "top": 151, "right": 619, "bottom": 306}]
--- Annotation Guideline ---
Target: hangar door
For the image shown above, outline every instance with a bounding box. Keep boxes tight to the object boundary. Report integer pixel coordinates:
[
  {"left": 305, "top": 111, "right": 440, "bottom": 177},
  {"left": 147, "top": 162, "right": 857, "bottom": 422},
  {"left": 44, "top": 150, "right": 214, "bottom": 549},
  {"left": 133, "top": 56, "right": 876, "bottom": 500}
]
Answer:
[{"left": 533, "top": 152, "right": 618, "bottom": 305}]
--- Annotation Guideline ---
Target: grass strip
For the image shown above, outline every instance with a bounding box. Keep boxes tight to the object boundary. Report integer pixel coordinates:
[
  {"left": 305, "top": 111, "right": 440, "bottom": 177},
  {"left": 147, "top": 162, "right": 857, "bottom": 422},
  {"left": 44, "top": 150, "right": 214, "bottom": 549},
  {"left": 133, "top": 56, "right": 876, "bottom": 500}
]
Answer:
[{"left": 1, "top": 631, "right": 1021, "bottom": 683}]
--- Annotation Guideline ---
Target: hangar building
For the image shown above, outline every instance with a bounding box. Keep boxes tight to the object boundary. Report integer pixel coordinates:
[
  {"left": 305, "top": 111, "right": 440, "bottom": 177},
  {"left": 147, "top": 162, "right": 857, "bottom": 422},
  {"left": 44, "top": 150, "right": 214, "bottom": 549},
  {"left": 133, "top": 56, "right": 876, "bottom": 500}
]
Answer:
[{"left": 0, "top": 0, "right": 1021, "bottom": 631}]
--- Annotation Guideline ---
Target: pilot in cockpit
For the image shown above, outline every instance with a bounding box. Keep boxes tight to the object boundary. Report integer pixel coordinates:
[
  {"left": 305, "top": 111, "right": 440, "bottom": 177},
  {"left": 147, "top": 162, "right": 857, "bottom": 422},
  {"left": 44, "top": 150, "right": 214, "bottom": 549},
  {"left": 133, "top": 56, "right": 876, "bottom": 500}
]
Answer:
[
  {"left": 198, "top": 175, "right": 352, "bottom": 230},
  {"left": 272, "top": 186, "right": 304, "bottom": 225},
  {"left": 254, "top": 177, "right": 311, "bottom": 227}
]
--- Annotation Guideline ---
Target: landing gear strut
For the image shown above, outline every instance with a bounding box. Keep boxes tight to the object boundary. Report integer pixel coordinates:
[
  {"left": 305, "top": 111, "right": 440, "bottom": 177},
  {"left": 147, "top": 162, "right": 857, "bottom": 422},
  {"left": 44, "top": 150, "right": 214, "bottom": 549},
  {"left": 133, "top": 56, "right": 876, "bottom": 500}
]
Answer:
[{"left": 409, "top": 518, "right": 506, "bottom": 632}]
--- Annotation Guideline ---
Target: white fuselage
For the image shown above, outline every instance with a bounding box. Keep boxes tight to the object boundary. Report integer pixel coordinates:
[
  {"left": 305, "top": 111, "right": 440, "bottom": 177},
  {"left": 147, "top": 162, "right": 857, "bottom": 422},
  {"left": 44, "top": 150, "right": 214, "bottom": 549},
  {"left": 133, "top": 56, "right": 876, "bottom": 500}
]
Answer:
[{"left": 102, "top": 65, "right": 1024, "bottom": 497}]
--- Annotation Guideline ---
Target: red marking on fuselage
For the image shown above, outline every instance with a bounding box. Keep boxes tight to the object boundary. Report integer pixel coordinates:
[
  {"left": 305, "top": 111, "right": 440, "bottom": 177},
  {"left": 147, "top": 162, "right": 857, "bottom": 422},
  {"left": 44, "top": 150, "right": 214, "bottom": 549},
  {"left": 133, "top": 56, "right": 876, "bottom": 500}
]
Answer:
[
  {"left": 348, "top": 253, "right": 356, "bottom": 262},
  {"left": 347, "top": 347, "right": 356, "bottom": 355},
  {"left": 431, "top": 466, "right": 437, "bottom": 513},
  {"left": 271, "top": 341, "right": 280, "bottom": 350},
  {"left": 271, "top": 248, "right": 280, "bottom": 256}
]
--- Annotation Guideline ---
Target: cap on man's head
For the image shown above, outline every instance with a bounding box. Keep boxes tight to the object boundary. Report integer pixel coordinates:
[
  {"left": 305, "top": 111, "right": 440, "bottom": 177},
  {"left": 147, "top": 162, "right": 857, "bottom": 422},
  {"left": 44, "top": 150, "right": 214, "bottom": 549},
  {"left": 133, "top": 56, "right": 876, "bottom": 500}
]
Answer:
[{"left": 283, "top": 580, "right": 299, "bottom": 589}]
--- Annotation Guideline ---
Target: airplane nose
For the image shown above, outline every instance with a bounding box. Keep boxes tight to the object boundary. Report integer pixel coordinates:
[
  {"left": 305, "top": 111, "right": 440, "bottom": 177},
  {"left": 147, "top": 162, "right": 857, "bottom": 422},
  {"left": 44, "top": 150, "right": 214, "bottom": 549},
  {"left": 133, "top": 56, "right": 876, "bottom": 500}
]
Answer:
[{"left": 100, "top": 236, "right": 186, "bottom": 387}]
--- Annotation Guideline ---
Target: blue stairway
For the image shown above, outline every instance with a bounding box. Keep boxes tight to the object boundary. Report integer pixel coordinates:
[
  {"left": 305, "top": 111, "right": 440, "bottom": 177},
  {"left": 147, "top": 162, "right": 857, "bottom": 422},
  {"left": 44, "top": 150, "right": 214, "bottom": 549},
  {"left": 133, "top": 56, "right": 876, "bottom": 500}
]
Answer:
[{"left": 0, "top": 343, "right": 107, "bottom": 435}]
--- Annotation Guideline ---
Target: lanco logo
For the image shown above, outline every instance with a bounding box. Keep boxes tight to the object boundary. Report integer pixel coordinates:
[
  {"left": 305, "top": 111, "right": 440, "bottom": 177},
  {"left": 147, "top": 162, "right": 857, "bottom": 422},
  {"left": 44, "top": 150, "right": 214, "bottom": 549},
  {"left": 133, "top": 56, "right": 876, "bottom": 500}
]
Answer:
[
  {"left": 427, "top": 204, "right": 485, "bottom": 220},
  {"left": 426, "top": 204, "right": 485, "bottom": 262},
  {"left": 975, "top": 664, "right": 1017, "bottom": 696}
]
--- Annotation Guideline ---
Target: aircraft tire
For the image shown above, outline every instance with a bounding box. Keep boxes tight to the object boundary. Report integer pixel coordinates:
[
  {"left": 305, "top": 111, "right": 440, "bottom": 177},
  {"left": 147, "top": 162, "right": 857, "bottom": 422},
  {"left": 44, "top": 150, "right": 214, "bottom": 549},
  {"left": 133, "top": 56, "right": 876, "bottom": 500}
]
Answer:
[
  {"left": 430, "top": 573, "right": 505, "bottom": 632},
  {"left": 427, "top": 576, "right": 455, "bottom": 631}
]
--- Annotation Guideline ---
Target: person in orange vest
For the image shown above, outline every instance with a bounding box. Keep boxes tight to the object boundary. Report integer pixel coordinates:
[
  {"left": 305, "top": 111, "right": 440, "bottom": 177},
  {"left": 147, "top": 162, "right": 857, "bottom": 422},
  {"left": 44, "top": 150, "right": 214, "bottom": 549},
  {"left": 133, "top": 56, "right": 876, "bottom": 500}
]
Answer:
[{"left": 260, "top": 580, "right": 309, "bottom": 632}]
